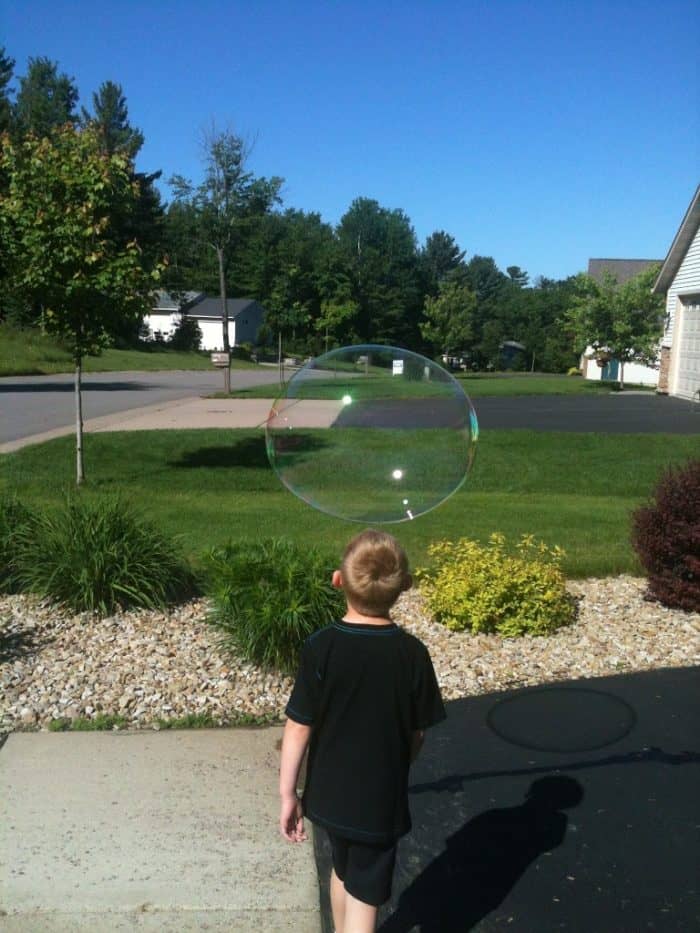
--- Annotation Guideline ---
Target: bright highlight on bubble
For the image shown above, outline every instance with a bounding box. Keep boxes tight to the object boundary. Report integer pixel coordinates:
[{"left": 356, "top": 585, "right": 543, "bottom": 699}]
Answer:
[{"left": 265, "top": 344, "right": 478, "bottom": 524}]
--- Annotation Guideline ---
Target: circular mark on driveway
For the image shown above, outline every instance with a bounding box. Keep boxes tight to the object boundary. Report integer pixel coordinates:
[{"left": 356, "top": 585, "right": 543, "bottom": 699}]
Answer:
[{"left": 487, "top": 686, "right": 637, "bottom": 753}]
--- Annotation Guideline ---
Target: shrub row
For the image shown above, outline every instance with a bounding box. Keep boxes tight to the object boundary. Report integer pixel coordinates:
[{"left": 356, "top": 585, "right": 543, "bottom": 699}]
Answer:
[{"left": 1, "top": 457, "right": 696, "bottom": 674}]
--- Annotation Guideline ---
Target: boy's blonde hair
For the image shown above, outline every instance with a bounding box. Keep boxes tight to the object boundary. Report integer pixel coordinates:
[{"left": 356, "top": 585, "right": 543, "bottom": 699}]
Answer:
[{"left": 341, "top": 529, "right": 412, "bottom": 617}]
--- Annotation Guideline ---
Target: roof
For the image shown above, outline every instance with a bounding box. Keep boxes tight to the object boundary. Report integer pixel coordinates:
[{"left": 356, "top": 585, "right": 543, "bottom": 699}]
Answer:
[
  {"left": 653, "top": 185, "right": 700, "bottom": 294},
  {"left": 151, "top": 292, "right": 262, "bottom": 319},
  {"left": 187, "top": 297, "right": 261, "bottom": 320},
  {"left": 587, "top": 259, "right": 661, "bottom": 285},
  {"left": 153, "top": 290, "right": 205, "bottom": 311}
]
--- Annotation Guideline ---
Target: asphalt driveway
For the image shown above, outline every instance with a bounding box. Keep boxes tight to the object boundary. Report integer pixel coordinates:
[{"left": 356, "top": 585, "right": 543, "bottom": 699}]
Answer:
[
  {"left": 1, "top": 374, "right": 699, "bottom": 449},
  {"left": 315, "top": 665, "right": 700, "bottom": 932}
]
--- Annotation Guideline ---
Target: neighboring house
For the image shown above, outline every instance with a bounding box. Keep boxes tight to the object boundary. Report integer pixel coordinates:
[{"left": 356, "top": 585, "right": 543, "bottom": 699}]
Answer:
[
  {"left": 143, "top": 291, "right": 266, "bottom": 351},
  {"left": 652, "top": 185, "right": 700, "bottom": 400},
  {"left": 580, "top": 258, "right": 662, "bottom": 386}
]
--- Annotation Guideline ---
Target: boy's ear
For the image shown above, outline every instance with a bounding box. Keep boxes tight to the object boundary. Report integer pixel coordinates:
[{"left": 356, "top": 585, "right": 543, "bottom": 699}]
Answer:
[{"left": 332, "top": 569, "right": 343, "bottom": 589}]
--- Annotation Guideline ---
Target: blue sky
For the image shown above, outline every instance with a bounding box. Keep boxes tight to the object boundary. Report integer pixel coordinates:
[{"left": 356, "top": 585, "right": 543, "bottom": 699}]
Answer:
[{"left": 4, "top": 0, "right": 699, "bottom": 281}]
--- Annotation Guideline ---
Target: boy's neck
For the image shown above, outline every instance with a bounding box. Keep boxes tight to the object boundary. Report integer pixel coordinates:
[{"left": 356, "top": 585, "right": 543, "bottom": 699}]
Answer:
[{"left": 342, "top": 605, "right": 393, "bottom": 626}]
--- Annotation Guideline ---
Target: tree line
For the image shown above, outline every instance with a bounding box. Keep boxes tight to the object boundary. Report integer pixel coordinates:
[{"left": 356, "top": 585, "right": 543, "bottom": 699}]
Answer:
[{"left": 1, "top": 48, "right": 664, "bottom": 386}]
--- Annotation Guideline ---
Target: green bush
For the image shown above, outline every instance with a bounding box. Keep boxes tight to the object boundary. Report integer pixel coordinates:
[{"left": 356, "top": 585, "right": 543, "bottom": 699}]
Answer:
[
  {"left": 230, "top": 342, "right": 253, "bottom": 361},
  {"left": 203, "top": 537, "right": 345, "bottom": 674},
  {"left": 417, "top": 533, "right": 576, "bottom": 637},
  {"left": 0, "top": 498, "right": 34, "bottom": 592},
  {"left": 12, "top": 497, "right": 195, "bottom": 614}
]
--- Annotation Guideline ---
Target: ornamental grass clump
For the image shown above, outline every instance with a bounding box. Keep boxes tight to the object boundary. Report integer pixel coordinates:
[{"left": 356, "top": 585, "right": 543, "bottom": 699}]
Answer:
[
  {"left": 12, "top": 497, "right": 195, "bottom": 614},
  {"left": 417, "top": 533, "right": 576, "bottom": 637},
  {"left": 203, "top": 537, "right": 345, "bottom": 674},
  {"left": 631, "top": 459, "right": 700, "bottom": 612},
  {"left": 0, "top": 497, "right": 34, "bottom": 592}
]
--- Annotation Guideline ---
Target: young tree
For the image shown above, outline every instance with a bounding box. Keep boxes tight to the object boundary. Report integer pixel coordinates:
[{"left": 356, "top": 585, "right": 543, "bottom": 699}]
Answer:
[
  {"left": 564, "top": 265, "right": 664, "bottom": 388},
  {"left": 169, "top": 128, "right": 283, "bottom": 392},
  {"left": 0, "top": 124, "right": 162, "bottom": 483},
  {"left": 420, "top": 279, "right": 476, "bottom": 358},
  {"left": 14, "top": 56, "right": 79, "bottom": 136}
]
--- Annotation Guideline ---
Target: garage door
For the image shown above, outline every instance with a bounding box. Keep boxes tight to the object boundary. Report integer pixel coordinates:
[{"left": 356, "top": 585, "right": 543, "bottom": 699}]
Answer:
[{"left": 677, "top": 296, "right": 700, "bottom": 399}]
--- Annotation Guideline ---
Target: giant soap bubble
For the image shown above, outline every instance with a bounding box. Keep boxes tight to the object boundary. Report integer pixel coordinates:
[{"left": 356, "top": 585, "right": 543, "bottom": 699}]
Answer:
[{"left": 265, "top": 345, "right": 478, "bottom": 523}]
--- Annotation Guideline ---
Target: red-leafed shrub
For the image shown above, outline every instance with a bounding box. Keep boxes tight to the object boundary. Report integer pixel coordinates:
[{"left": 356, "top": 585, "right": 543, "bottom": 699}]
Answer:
[{"left": 631, "top": 459, "right": 700, "bottom": 612}]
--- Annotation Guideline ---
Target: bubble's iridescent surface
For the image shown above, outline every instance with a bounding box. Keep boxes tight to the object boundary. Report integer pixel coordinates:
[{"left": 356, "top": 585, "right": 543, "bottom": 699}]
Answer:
[{"left": 265, "top": 345, "right": 478, "bottom": 523}]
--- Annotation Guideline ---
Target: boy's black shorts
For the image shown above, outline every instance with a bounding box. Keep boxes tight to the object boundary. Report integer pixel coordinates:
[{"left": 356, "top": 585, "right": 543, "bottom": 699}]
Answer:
[{"left": 327, "top": 832, "right": 398, "bottom": 907}]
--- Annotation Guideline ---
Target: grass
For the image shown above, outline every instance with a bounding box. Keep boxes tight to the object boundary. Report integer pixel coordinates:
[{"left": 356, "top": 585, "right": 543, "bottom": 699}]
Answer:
[
  {"left": 215, "top": 372, "right": 655, "bottom": 400},
  {"left": 0, "top": 324, "right": 258, "bottom": 375},
  {"left": 1, "top": 428, "right": 696, "bottom": 579},
  {"left": 46, "top": 711, "right": 279, "bottom": 731}
]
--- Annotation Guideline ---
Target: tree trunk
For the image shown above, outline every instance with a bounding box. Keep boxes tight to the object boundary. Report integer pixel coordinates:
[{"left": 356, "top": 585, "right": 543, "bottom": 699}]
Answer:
[
  {"left": 278, "top": 330, "right": 283, "bottom": 387},
  {"left": 217, "top": 246, "right": 231, "bottom": 394},
  {"left": 75, "top": 358, "right": 84, "bottom": 486},
  {"left": 619, "top": 360, "right": 625, "bottom": 391}
]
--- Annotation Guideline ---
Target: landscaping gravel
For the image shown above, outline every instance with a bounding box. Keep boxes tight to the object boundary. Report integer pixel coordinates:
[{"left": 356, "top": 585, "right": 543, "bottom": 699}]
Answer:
[{"left": 1, "top": 577, "right": 698, "bottom": 733}]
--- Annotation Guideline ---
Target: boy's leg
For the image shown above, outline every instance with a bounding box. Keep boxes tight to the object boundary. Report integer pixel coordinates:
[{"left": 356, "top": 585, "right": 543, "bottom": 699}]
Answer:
[
  {"left": 330, "top": 867, "right": 346, "bottom": 933},
  {"left": 343, "top": 888, "right": 378, "bottom": 933}
]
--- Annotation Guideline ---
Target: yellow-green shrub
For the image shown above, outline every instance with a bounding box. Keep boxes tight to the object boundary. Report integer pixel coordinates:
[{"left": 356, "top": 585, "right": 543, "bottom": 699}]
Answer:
[{"left": 417, "top": 533, "right": 576, "bottom": 637}]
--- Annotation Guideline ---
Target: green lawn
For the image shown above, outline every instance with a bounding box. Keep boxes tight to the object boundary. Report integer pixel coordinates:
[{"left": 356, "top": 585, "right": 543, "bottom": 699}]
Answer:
[
  {"left": 0, "top": 325, "right": 257, "bottom": 375},
  {"left": 215, "top": 371, "right": 653, "bottom": 400},
  {"left": 2, "top": 428, "right": 695, "bottom": 579}
]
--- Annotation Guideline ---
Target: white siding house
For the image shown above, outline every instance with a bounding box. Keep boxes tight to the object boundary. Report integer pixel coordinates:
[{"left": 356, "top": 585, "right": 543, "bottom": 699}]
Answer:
[
  {"left": 653, "top": 185, "right": 700, "bottom": 400},
  {"left": 143, "top": 291, "right": 265, "bottom": 352}
]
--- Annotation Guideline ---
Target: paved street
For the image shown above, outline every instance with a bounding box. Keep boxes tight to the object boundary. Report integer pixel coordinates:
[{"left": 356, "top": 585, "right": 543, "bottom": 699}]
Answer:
[
  {"left": 0, "top": 368, "right": 285, "bottom": 446},
  {"left": 1, "top": 370, "right": 698, "bottom": 449}
]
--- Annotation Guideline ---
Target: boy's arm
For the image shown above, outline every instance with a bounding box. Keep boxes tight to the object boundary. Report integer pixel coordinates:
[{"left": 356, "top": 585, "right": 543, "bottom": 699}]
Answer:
[
  {"left": 279, "top": 718, "right": 312, "bottom": 843},
  {"left": 279, "top": 717, "right": 312, "bottom": 798}
]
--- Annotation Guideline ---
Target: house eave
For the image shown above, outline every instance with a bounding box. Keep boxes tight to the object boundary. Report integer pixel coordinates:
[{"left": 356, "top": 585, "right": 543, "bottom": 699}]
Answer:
[{"left": 653, "top": 185, "right": 700, "bottom": 294}]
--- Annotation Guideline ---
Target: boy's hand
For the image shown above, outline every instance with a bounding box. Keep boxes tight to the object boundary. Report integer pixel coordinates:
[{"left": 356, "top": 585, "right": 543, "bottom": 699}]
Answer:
[{"left": 279, "top": 793, "right": 307, "bottom": 843}]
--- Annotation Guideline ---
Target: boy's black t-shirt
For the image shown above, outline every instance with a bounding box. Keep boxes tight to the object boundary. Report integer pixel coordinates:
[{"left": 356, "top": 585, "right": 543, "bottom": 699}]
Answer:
[{"left": 285, "top": 619, "right": 446, "bottom": 845}]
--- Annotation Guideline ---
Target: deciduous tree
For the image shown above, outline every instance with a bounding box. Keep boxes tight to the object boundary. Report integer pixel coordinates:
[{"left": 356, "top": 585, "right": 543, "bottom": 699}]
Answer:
[
  {"left": 0, "top": 124, "right": 162, "bottom": 482},
  {"left": 564, "top": 265, "right": 664, "bottom": 388},
  {"left": 420, "top": 280, "right": 476, "bottom": 358},
  {"left": 169, "top": 128, "right": 283, "bottom": 391}
]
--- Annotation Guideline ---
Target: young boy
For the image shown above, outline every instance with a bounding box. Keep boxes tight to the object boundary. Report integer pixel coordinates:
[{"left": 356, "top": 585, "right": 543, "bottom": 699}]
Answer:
[{"left": 279, "top": 529, "right": 446, "bottom": 933}]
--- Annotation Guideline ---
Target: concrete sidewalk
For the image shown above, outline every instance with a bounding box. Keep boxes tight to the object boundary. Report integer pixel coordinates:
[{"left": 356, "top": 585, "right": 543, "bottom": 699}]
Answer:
[
  {"left": 0, "top": 728, "right": 319, "bottom": 931},
  {"left": 0, "top": 397, "right": 345, "bottom": 454}
]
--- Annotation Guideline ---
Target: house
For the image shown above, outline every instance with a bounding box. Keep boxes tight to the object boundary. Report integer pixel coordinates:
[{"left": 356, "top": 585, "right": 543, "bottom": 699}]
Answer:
[
  {"left": 652, "top": 185, "right": 700, "bottom": 400},
  {"left": 580, "top": 258, "right": 662, "bottom": 386},
  {"left": 143, "top": 291, "right": 266, "bottom": 351}
]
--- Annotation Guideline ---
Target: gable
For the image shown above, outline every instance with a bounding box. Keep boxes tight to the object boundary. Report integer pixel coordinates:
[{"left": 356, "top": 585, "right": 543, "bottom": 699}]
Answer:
[{"left": 654, "top": 185, "right": 700, "bottom": 295}]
